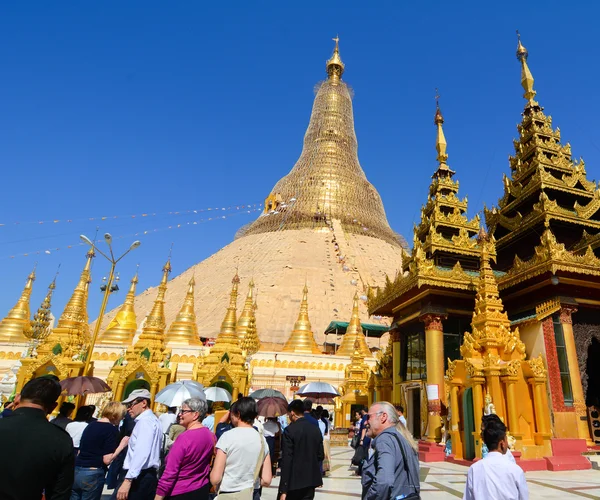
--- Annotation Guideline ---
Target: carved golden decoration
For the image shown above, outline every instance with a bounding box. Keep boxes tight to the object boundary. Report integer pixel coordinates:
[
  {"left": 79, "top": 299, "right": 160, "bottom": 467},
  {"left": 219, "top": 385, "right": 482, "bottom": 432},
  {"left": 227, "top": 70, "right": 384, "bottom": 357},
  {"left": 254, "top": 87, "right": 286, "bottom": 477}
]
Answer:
[
  {"left": 527, "top": 354, "right": 547, "bottom": 379},
  {"left": 535, "top": 298, "right": 561, "bottom": 321}
]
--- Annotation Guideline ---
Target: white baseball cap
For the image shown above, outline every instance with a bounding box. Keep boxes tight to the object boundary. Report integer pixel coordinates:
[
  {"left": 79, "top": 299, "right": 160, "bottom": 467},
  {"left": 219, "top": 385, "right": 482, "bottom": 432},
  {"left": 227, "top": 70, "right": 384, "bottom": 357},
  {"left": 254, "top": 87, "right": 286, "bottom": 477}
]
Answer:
[{"left": 122, "top": 389, "right": 152, "bottom": 404}]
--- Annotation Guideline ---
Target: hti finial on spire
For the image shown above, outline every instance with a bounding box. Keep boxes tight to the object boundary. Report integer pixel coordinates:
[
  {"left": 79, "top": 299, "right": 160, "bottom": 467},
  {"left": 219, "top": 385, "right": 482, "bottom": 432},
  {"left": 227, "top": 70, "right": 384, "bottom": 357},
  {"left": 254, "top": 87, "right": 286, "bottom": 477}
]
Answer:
[
  {"left": 515, "top": 30, "right": 537, "bottom": 106},
  {"left": 326, "top": 35, "right": 345, "bottom": 81},
  {"left": 516, "top": 30, "right": 528, "bottom": 61},
  {"left": 434, "top": 88, "right": 444, "bottom": 125}
]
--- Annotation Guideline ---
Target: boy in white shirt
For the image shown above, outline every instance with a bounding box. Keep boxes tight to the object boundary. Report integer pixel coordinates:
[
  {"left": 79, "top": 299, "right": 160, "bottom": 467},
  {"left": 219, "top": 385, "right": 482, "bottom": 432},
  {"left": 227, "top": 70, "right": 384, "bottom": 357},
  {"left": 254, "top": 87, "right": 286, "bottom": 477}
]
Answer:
[{"left": 464, "top": 414, "right": 528, "bottom": 500}]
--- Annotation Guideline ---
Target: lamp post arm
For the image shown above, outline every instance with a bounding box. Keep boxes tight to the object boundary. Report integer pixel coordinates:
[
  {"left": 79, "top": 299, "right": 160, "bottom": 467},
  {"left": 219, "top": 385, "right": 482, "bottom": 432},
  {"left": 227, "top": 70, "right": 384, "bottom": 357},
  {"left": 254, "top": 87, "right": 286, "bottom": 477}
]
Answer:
[
  {"left": 94, "top": 246, "right": 112, "bottom": 262},
  {"left": 115, "top": 247, "right": 133, "bottom": 264},
  {"left": 83, "top": 261, "right": 116, "bottom": 376}
]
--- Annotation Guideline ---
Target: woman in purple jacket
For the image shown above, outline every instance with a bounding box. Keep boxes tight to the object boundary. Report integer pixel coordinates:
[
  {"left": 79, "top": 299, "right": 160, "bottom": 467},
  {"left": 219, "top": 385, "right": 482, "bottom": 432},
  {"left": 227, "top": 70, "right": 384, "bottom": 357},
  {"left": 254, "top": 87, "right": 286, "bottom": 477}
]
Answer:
[{"left": 155, "top": 398, "right": 215, "bottom": 500}]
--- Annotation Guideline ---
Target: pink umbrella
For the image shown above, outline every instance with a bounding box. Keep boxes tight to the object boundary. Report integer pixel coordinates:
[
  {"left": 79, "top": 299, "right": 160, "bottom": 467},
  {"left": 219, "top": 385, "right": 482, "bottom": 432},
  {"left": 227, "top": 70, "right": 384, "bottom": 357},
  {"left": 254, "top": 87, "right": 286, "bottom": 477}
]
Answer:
[
  {"left": 257, "top": 397, "right": 288, "bottom": 418},
  {"left": 59, "top": 376, "right": 112, "bottom": 396}
]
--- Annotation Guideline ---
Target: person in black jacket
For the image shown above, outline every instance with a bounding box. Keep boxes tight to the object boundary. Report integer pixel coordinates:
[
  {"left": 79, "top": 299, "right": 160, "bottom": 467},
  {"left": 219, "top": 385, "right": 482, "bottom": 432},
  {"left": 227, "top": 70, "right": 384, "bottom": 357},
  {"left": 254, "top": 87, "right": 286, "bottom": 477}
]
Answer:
[
  {"left": 0, "top": 376, "right": 75, "bottom": 500},
  {"left": 278, "top": 399, "right": 324, "bottom": 500}
]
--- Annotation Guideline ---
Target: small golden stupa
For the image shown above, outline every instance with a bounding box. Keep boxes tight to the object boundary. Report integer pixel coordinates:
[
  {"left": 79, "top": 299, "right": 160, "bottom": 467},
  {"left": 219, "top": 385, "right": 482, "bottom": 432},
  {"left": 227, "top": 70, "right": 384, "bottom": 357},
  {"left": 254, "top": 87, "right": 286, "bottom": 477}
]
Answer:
[
  {"left": 336, "top": 292, "right": 372, "bottom": 358},
  {"left": 282, "top": 284, "right": 321, "bottom": 354},
  {"left": 98, "top": 270, "right": 139, "bottom": 345},
  {"left": 165, "top": 276, "right": 201, "bottom": 346},
  {"left": 0, "top": 266, "right": 36, "bottom": 343}
]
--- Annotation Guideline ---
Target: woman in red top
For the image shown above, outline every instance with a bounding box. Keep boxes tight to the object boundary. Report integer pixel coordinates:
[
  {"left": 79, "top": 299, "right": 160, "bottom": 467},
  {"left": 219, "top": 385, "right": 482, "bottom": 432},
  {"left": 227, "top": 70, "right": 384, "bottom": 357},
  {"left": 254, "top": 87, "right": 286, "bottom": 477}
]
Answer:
[{"left": 155, "top": 398, "right": 215, "bottom": 500}]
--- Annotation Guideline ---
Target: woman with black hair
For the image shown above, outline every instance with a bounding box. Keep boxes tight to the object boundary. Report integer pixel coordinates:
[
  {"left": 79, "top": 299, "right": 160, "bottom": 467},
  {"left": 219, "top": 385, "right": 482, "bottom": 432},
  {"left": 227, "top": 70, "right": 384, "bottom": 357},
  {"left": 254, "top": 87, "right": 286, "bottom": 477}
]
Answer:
[
  {"left": 66, "top": 405, "right": 94, "bottom": 450},
  {"left": 210, "top": 397, "right": 272, "bottom": 499}
]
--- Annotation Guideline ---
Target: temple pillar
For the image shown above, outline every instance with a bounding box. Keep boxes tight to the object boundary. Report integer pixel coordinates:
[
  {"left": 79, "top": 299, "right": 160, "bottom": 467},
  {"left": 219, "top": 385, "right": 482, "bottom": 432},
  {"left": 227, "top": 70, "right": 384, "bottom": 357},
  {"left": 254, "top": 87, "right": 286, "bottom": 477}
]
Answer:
[
  {"left": 560, "top": 306, "right": 593, "bottom": 445},
  {"left": 449, "top": 384, "right": 463, "bottom": 459},
  {"left": 232, "top": 386, "right": 239, "bottom": 401},
  {"left": 529, "top": 377, "right": 551, "bottom": 449},
  {"left": 150, "top": 382, "right": 158, "bottom": 402},
  {"left": 391, "top": 330, "right": 401, "bottom": 404},
  {"left": 421, "top": 313, "right": 446, "bottom": 443},
  {"left": 472, "top": 376, "right": 485, "bottom": 458},
  {"left": 503, "top": 376, "right": 522, "bottom": 441},
  {"left": 115, "top": 380, "right": 125, "bottom": 402}
]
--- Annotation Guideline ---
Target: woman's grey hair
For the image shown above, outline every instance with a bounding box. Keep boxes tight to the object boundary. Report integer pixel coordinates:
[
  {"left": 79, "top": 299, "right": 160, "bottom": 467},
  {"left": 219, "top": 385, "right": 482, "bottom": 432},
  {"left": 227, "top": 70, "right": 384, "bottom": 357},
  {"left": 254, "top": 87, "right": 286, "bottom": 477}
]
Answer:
[
  {"left": 372, "top": 401, "right": 399, "bottom": 424},
  {"left": 182, "top": 397, "right": 208, "bottom": 421}
]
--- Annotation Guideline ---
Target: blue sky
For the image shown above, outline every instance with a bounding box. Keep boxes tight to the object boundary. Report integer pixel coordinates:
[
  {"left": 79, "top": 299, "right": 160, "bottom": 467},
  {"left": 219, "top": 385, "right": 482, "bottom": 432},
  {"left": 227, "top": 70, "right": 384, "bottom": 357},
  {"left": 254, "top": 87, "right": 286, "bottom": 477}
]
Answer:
[{"left": 1, "top": 2, "right": 599, "bottom": 319}]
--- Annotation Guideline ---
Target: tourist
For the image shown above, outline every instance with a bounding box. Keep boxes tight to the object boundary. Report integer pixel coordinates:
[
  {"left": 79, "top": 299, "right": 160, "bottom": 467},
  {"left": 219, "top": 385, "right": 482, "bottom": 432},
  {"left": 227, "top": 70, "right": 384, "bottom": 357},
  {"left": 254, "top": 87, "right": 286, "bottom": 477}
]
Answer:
[
  {"left": 0, "top": 377, "right": 74, "bottom": 500},
  {"left": 278, "top": 399, "right": 324, "bottom": 500},
  {"left": 159, "top": 406, "right": 177, "bottom": 434},
  {"left": 321, "top": 409, "right": 331, "bottom": 476},
  {"left": 396, "top": 405, "right": 407, "bottom": 427},
  {"left": 113, "top": 389, "right": 162, "bottom": 500},
  {"left": 361, "top": 401, "right": 420, "bottom": 500},
  {"left": 263, "top": 416, "right": 282, "bottom": 475},
  {"left": 155, "top": 398, "right": 215, "bottom": 500},
  {"left": 106, "top": 412, "right": 136, "bottom": 491},
  {"left": 357, "top": 407, "right": 370, "bottom": 475},
  {"left": 463, "top": 415, "right": 528, "bottom": 500},
  {"left": 302, "top": 399, "right": 320, "bottom": 427},
  {"left": 51, "top": 402, "right": 76, "bottom": 430},
  {"left": 215, "top": 410, "right": 233, "bottom": 439},
  {"left": 66, "top": 405, "right": 94, "bottom": 450},
  {"left": 71, "top": 401, "right": 129, "bottom": 500},
  {"left": 210, "top": 398, "right": 272, "bottom": 498},
  {"left": 202, "top": 404, "right": 215, "bottom": 432},
  {"left": 88, "top": 404, "right": 99, "bottom": 422}
]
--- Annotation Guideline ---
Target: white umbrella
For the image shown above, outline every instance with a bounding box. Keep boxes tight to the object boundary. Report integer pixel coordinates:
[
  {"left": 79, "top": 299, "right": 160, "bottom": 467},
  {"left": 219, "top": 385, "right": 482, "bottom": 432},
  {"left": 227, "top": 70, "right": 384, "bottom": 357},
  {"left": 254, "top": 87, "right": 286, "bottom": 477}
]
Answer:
[
  {"left": 205, "top": 386, "right": 232, "bottom": 403},
  {"left": 296, "top": 381, "right": 340, "bottom": 399},
  {"left": 155, "top": 380, "right": 206, "bottom": 407}
]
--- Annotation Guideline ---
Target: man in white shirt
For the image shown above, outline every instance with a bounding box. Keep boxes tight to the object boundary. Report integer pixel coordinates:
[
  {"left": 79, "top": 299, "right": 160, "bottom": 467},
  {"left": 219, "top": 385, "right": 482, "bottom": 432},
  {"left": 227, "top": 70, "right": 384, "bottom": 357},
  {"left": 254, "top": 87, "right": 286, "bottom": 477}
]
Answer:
[
  {"left": 464, "top": 414, "right": 528, "bottom": 500},
  {"left": 115, "top": 389, "right": 162, "bottom": 500},
  {"left": 397, "top": 405, "right": 407, "bottom": 427},
  {"left": 158, "top": 406, "right": 177, "bottom": 434},
  {"left": 203, "top": 405, "right": 215, "bottom": 432}
]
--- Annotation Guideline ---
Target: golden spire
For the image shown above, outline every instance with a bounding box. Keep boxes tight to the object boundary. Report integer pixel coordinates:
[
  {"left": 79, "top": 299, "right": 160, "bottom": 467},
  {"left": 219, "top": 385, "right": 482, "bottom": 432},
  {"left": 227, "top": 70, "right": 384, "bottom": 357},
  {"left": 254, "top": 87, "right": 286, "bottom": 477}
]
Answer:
[
  {"left": 336, "top": 292, "right": 372, "bottom": 358},
  {"left": 432, "top": 90, "right": 455, "bottom": 178},
  {"left": 137, "top": 259, "right": 170, "bottom": 346},
  {"left": 41, "top": 249, "right": 94, "bottom": 356},
  {"left": 165, "top": 275, "right": 201, "bottom": 346},
  {"left": 282, "top": 283, "right": 321, "bottom": 354},
  {"left": 30, "top": 277, "right": 57, "bottom": 341},
  {"left": 236, "top": 278, "right": 255, "bottom": 340},
  {"left": 99, "top": 269, "right": 139, "bottom": 345},
  {"left": 0, "top": 265, "right": 36, "bottom": 343},
  {"left": 326, "top": 35, "right": 345, "bottom": 82},
  {"left": 216, "top": 271, "right": 241, "bottom": 342},
  {"left": 516, "top": 31, "right": 537, "bottom": 106},
  {"left": 240, "top": 296, "right": 260, "bottom": 356}
]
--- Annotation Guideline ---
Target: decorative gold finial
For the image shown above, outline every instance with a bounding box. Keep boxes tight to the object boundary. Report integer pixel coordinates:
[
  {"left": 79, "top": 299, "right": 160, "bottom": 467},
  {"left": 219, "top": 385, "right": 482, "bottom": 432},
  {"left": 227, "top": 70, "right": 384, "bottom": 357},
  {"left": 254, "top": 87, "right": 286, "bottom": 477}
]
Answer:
[
  {"left": 337, "top": 292, "right": 372, "bottom": 357},
  {"left": 515, "top": 31, "right": 537, "bottom": 105},
  {"left": 433, "top": 90, "right": 453, "bottom": 176},
  {"left": 434, "top": 88, "right": 443, "bottom": 125},
  {"left": 326, "top": 35, "right": 345, "bottom": 82}
]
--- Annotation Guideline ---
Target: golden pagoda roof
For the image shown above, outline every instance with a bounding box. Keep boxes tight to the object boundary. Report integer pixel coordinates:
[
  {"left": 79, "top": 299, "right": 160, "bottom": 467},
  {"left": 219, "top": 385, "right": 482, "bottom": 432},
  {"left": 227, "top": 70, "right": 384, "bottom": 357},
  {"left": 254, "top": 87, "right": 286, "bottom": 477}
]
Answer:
[
  {"left": 485, "top": 34, "right": 600, "bottom": 271},
  {"left": 39, "top": 249, "right": 94, "bottom": 357},
  {"left": 132, "top": 260, "right": 170, "bottom": 362},
  {"left": 99, "top": 270, "right": 139, "bottom": 345},
  {"left": 241, "top": 39, "right": 400, "bottom": 246},
  {"left": 165, "top": 276, "right": 201, "bottom": 346},
  {"left": 30, "top": 277, "right": 56, "bottom": 343},
  {"left": 0, "top": 265, "right": 36, "bottom": 343},
  {"left": 337, "top": 292, "right": 372, "bottom": 358},
  {"left": 236, "top": 278, "right": 255, "bottom": 341},
  {"left": 371, "top": 102, "right": 482, "bottom": 315},
  {"left": 282, "top": 284, "right": 322, "bottom": 354}
]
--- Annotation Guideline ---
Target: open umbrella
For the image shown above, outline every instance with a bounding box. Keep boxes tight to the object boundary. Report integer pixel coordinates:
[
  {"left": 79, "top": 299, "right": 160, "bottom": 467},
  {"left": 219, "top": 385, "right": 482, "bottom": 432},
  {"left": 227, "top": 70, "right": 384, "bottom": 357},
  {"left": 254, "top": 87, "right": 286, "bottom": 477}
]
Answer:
[
  {"left": 305, "top": 396, "right": 335, "bottom": 404},
  {"left": 204, "top": 386, "right": 232, "bottom": 403},
  {"left": 257, "top": 396, "right": 288, "bottom": 417},
  {"left": 59, "top": 376, "right": 111, "bottom": 396},
  {"left": 296, "top": 382, "right": 340, "bottom": 399},
  {"left": 249, "top": 388, "right": 287, "bottom": 401},
  {"left": 155, "top": 380, "right": 206, "bottom": 407}
]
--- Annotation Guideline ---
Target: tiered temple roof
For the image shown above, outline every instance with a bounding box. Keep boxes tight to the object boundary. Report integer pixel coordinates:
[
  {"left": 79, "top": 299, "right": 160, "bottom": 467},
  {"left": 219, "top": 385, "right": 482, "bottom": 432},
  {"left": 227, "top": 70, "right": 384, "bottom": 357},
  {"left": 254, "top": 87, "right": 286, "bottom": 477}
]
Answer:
[
  {"left": 370, "top": 102, "right": 482, "bottom": 314},
  {"left": 486, "top": 35, "right": 600, "bottom": 274}
]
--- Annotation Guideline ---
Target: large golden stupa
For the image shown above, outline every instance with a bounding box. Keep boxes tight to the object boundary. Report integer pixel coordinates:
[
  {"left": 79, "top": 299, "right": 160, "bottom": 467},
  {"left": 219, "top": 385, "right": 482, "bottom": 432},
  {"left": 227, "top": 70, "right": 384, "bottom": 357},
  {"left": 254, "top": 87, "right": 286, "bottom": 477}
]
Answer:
[{"left": 99, "top": 39, "right": 404, "bottom": 347}]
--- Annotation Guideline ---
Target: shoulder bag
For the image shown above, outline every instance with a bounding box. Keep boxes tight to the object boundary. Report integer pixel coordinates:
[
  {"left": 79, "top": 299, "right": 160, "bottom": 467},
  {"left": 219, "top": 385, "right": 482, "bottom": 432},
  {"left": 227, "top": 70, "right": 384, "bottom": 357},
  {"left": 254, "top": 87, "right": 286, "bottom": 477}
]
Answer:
[
  {"left": 215, "top": 432, "right": 265, "bottom": 500},
  {"left": 388, "top": 431, "right": 420, "bottom": 500}
]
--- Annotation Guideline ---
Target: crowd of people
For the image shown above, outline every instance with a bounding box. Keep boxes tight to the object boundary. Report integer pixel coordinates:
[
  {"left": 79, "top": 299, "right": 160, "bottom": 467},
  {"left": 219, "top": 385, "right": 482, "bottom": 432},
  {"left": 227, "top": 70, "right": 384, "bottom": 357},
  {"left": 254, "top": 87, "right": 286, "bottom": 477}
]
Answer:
[{"left": 0, "top": 376, "right": 529, "bottom": 500}]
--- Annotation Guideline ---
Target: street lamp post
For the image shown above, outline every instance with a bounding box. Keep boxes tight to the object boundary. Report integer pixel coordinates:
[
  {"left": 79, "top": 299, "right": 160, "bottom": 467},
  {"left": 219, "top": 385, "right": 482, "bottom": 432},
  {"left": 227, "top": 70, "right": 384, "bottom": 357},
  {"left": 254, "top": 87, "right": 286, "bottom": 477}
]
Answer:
[{"left": 80, "top": 233, "right": 140, "bottom": 376}]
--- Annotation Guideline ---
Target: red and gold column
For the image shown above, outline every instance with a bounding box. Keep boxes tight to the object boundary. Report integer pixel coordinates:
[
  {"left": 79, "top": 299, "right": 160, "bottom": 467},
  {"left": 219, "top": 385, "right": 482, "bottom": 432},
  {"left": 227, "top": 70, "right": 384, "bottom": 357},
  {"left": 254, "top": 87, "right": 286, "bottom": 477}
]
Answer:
[
  {"left": 421, "top": 313, "right": 446, "bottom": 443},
  {"left": 391, "top": 330, "right": 402, "bottom": 404},
  {"left": 560, "top": 306, "right": 593, "bottom": 445}
]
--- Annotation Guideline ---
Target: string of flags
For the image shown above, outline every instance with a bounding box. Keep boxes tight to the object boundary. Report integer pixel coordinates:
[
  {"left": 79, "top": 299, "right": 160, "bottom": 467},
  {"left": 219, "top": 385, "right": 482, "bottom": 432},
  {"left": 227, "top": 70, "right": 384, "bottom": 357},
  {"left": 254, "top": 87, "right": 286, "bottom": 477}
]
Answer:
[
  {"left": 0, "top": 203, "right": 262, "bottom": 228},
  {"left": 2, "top": 207, "right": 262, "bottom": 260}
]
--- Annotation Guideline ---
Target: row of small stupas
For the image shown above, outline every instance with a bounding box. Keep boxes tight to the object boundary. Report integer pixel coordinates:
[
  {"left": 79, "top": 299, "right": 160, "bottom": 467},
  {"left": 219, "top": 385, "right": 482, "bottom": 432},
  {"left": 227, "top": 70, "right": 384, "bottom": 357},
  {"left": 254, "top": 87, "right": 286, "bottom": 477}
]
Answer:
[{"left": 367, "top": 35, "right": 600, "bottom": 466}]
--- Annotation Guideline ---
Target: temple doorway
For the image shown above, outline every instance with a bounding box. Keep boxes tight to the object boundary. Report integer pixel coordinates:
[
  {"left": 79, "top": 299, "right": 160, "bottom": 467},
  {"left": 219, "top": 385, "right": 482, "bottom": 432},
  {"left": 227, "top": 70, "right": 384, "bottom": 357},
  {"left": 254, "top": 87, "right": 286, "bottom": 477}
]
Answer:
[
  {"left": 123, "top": 379, "right": 150, "bottom": 399},
  {"left": 463, "top": 387, "right": 475, "bottom": 460},
  {"left": 406, "top": 386, "right": 421, "bottom": 439}
]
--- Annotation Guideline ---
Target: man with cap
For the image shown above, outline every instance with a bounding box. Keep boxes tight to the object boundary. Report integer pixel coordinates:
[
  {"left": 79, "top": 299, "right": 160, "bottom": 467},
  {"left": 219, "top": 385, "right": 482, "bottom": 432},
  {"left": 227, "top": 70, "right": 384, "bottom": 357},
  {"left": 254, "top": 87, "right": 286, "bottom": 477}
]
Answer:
[{"left": 114, "top": 389, "right": 162, "bottom": 500}]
